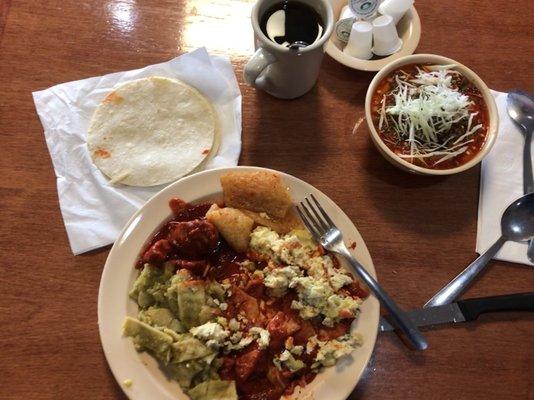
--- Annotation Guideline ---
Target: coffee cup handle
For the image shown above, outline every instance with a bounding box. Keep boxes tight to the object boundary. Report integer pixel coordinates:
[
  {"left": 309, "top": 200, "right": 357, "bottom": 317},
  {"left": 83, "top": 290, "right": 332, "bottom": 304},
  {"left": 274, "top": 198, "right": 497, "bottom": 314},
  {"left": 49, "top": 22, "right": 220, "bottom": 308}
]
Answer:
[{"left": 243, "top": 47, "right": 276, "bottom": 89}]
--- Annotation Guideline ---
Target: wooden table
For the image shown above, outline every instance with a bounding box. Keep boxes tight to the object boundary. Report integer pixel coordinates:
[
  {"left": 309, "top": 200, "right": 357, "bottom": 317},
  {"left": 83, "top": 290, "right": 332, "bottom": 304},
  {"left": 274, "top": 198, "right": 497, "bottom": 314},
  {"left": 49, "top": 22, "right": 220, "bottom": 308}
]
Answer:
[{"left": 1, "top": 0, "right": 533, "bottom": 399}]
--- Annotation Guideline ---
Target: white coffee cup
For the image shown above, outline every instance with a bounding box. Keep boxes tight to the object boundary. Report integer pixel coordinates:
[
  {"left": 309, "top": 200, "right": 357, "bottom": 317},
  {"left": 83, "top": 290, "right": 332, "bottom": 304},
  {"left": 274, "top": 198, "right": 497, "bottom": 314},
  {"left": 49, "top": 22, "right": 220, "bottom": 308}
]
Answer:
[{"left": 243, "top": 0, "right": 334, "bottom": 99}]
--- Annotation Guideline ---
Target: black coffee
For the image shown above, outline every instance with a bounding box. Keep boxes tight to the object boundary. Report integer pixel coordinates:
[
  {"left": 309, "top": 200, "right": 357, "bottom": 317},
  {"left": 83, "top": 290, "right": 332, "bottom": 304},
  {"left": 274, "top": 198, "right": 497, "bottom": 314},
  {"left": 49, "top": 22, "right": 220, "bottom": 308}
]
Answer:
[{"left": 260, "top": 1, "right": 324, "bottom": 49}]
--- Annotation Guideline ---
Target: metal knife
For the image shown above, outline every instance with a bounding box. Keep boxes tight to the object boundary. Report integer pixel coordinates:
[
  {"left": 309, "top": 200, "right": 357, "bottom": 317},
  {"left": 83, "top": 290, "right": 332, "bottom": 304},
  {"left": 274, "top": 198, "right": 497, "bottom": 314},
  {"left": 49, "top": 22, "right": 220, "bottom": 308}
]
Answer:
[{"left": 380, "top": 292, "right": 534, "bottom": 332}]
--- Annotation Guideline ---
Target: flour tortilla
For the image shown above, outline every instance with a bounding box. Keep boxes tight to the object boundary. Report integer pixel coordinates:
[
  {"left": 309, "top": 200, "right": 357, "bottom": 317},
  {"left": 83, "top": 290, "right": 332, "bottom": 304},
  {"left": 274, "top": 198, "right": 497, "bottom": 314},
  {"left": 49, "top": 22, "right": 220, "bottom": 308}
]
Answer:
[{"left": 87, "top": 76, "right": 217, "bottom": 187}]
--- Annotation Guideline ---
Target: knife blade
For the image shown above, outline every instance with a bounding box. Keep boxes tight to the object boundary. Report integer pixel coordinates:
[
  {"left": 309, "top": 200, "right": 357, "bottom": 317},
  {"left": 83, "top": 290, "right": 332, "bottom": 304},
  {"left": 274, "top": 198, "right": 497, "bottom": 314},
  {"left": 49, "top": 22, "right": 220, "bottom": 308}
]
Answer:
[{"left": 379, "top": 292, "right": 534, "bottom": 332}]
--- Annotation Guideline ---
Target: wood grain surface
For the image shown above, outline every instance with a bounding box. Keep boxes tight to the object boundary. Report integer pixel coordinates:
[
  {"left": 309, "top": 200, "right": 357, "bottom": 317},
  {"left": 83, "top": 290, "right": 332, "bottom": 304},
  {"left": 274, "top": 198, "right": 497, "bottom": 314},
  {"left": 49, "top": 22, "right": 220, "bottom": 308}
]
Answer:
[{"left": 1, "top": 0, "right": 533, "bottom": 399}]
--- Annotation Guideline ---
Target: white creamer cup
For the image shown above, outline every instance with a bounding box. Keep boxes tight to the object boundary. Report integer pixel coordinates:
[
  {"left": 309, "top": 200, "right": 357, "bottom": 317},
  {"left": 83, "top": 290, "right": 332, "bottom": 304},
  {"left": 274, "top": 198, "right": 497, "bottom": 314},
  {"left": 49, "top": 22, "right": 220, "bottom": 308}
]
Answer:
[
  {"left": 372, "top": 15, "right": 403, "bottom": 56},
  {"left": 348, "top": 0, "right": 379, "bottom": 19},
  {"left": 340, "top": 5, "right": 356, "bottom": 19},
  {"left": 378, "top": 0, "right": 414, "bottom": 24},
  {"left": 343, "top": 21, "right": 373, "bottom": 60},
  {"left": 334, "top": 6, "right": 357, "bottom": 43},
  {"left": 335, "top": 18, "right": 355, "bottom": 43}
]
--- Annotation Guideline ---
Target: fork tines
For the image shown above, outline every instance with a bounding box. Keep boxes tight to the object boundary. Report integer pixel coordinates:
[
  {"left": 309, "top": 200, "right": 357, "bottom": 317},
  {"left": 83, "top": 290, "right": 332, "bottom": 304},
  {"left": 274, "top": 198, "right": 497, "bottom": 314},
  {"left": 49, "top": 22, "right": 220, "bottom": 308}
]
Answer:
[{"left": 296, "top": 193, "right": 336, "bottom": 239}]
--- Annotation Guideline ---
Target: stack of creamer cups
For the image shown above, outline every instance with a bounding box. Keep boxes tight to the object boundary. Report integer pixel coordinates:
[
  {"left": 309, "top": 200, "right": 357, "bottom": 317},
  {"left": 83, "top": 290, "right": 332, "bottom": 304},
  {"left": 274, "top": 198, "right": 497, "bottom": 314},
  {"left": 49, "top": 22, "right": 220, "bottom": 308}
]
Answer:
[{"left": 337, "top": 0, "right": 414, "bottom": 60}]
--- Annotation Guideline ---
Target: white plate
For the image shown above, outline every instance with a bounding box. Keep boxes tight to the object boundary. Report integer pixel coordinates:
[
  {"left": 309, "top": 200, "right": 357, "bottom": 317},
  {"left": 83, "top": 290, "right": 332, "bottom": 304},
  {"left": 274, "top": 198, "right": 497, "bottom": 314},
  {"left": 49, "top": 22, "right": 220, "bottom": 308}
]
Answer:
[
  {"left": 325, "top": 1, "right": 421, "bottom": 72},
  {"left": 98, "top": 166, "right": 379, "bottom": 400}
]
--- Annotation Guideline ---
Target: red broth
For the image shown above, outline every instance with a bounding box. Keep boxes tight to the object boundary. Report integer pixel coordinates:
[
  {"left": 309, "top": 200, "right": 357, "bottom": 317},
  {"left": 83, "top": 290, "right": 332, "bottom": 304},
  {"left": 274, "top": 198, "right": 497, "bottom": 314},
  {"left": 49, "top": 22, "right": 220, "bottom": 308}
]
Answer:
[{"left": 371, "top": 63, "right": 489, "bottom": 170}]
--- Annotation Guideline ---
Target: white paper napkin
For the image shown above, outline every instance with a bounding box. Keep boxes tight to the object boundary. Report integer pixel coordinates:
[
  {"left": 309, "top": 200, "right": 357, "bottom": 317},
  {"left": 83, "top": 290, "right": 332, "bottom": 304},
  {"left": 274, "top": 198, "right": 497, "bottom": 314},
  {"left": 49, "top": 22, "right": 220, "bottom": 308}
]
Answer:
[
  {"left": 33, "top": 48, "right": 242, "bottom": 255},
  {"left": 476, "top": 90, "right": 533, "bottom": 266}
]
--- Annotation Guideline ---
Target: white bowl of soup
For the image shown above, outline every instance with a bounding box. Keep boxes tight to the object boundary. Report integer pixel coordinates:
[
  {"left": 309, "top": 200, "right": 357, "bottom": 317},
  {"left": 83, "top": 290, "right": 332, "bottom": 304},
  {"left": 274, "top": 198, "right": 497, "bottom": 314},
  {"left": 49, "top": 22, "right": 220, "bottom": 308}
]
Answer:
[{"left": 365, "top": 54, "right": 499, "bottom": 175}]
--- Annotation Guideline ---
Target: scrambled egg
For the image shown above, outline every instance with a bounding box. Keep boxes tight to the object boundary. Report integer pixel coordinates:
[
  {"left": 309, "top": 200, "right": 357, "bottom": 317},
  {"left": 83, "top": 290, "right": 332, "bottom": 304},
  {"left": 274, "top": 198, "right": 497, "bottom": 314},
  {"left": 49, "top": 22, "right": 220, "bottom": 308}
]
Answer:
[
  {"left": 250, "top": 227, "right": 362, "bottom": 327},
  {"left": 262, "top": 264, "right": 302, "bottom": 297},
  {"left": 311, "top": 332, "right": 363, "bottom": 368}
]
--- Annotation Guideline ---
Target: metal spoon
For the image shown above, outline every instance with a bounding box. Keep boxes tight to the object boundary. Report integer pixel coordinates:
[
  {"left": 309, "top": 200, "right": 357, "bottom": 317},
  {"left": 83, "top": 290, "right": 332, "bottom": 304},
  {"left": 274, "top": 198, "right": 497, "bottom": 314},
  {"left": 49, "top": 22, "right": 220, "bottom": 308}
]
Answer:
[
  {"left": 507, "top": 90, "right": 534, "bottom": 262},
  {"left": 425, "top": 192, "right": 534, "bottom": 308}
]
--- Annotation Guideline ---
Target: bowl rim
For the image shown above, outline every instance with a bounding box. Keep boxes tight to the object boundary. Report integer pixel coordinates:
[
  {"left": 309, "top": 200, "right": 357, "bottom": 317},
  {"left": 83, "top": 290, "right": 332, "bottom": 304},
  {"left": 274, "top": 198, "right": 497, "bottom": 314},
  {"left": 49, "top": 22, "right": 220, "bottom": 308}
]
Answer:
[
  {"left": 364, "top": 53, "right": 499, "bottom": 176},
  {"left": 325, "top": 5, "right": 421, "bottom": 72}
]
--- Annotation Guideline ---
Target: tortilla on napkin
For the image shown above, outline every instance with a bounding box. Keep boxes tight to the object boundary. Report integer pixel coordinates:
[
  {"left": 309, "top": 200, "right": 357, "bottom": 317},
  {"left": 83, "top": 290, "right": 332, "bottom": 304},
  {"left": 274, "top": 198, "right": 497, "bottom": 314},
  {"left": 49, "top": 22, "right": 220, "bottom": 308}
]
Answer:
[{"left": 87, "top": 76, "right": 217, "bottom": 187}]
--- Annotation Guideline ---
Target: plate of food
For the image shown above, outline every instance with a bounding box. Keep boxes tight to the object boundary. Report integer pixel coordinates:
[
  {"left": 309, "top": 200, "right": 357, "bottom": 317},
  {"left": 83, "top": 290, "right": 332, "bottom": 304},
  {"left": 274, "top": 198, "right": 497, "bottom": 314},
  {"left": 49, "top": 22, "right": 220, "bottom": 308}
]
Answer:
[
  {"left": 98, "top": 166, "right": 379, "bottom": 400},
  {"left": 365, "top": 53, "right": 499, "bottom": 175}
]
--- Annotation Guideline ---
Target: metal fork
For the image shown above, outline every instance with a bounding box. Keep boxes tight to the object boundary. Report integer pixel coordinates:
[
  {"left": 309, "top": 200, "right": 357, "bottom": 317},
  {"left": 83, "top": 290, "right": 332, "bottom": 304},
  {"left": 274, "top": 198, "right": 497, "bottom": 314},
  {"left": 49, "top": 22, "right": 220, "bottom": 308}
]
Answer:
[{"left": 296, "top": 194, "right": 428, "bottom": 351}]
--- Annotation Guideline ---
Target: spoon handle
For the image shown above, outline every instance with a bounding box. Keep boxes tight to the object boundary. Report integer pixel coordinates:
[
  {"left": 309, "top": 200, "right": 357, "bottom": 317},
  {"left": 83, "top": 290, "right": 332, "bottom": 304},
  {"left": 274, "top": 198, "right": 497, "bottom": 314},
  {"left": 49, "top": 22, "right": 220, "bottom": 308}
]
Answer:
[
  {"left": 522, "top": 129, "right": 534, "bottom": 262},
  {"left": 523, "top": 129, "right": 533, "bottom": 194},
  {"left": 424, "top": 236, "right": 507, "bottom": 308},
  {"left": 527, "top": 241, "right": 534, "bottom": 263}
]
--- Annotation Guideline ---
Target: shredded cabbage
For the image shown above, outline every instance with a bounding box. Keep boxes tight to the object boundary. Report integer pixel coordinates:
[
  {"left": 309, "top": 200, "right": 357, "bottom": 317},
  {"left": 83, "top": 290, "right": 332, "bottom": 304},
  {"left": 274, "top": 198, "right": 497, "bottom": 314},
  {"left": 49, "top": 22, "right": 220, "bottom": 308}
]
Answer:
[{"left": 379, "top": 65, "right": 479, "bottom": 166}]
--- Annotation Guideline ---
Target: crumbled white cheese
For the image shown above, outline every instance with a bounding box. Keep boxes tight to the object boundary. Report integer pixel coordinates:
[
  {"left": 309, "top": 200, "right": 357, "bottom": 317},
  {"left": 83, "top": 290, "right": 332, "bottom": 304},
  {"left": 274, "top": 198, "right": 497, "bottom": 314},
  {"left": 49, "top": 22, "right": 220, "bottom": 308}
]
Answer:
[
  {"left": 284, "top": 336, "right": 304, "bottom": 356},
  {"left": 263, "top": 264, "right": 303, "bottom": 297},
  {"left": 273, "top": 350, "right": 305, "bottom": 372},
  {"left": 224, "top": 335, "right": 255, "bottom": 352},
  {"left": 190, "top": 322, "right": 229, "bottom": 349},
  {"left": 290, "top": 275, "right": 360, "bottom": 326},
  {"left": 322, "top": 294, "right": 361, "bottom": 326},
  {"left": 250, "top": 327, "right": 270, "bottom": 349},
  {"left": 219, "top": 326, "right": 270, "bottom": 352},
  {"left": 290, "top": 276, "right": 331, "bottom": 308},
  {"left": 251, "top": 226, "right": 362, "bottom": 326},
  {"left": 229, "top": 331, "right": 243, "bottom": 342},
  {"left": 273, "top": 236, "right": 315, "bottom": 267},
  {"left": 228, "top": 318, "right": 240, "bottom": 331},
  {"left": 280, "top": 349, "right": 291, "bottom": 361},
  {"left": 291, "top": 300, "right": 320, "bottom": 320},
  {"left": 249, "top": 227, "right": 281, "bottom": 258},
  {"left": 290, "top": 345, "right": 304, "bottom": 356},
  {"left": 329, "top": 272, "right": 354, "bottom": 291},
  {"left": 311, "top": 332, "right": 363, "bottom": 369},
  {"left": 306, "top": 255, "right": 353, "bottom": 290},
  {"left": 219, "top": 302, "right": 228, "bottom": 311}
]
